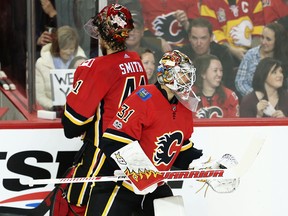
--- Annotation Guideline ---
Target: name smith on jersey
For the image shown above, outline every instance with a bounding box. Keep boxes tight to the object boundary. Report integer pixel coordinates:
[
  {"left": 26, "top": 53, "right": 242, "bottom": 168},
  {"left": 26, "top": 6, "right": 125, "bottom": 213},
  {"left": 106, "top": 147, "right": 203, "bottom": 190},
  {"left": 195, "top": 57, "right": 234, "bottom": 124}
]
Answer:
[{"left": 119, "top": 61, "right": 144, "bottom": 75}]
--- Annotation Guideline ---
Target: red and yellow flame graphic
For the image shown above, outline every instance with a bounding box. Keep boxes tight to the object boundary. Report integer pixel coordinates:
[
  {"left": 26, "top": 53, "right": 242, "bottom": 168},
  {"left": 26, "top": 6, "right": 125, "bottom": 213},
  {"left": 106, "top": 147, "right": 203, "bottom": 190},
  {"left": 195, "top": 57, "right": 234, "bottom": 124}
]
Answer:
[{"left": 124, "top": 168, "right": 162, "bottom": 182}]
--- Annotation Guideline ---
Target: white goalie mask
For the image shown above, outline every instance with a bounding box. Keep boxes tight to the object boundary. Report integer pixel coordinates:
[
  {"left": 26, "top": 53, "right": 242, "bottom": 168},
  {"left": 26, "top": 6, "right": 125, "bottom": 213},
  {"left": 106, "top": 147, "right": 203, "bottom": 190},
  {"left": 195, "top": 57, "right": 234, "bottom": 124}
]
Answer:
[{"left": 157, "top": 50, "right": 200, "bottom": 111}]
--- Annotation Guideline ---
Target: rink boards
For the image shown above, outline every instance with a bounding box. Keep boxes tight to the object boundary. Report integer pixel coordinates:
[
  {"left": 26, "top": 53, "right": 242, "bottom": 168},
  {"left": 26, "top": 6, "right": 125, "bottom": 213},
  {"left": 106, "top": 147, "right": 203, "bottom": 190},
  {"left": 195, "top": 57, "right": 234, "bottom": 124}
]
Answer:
[{"left": 0, "top": 119, "right": 287, "bottom": 216}]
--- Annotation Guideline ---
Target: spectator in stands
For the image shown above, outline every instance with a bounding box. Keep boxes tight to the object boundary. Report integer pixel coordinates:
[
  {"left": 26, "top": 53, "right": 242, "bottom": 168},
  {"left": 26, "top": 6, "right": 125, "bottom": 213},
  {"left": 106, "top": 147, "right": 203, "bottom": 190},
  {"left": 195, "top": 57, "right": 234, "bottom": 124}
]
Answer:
[
  {"left": 192, "top": 54, "right": 239, "bottom": 118},
  {"left": 200, "top": 0, "right": 265, "bottom": 65},
  {"left": 68, "top": 56, "right": 88, "bottom": 69},
  {"left": 126, "top": 10, "right": 163, "bottom": 62},
  {"left": 235, "top": 22, "right": 288, "bottom": 97},
  {"left": 262, "top": 0, "right": 288, "bottom": 32},
  {"left": 36, "top": 0, "right": 57, "bottom": 50},
  {"left": 140, "top": 49, "right": 157, "bottom": 84},
  {"left": 240, "top": 57, "right": 288, "bottom": 117},
  {"left": 35, "top": 26, "right": 86, "bottom": 110},
  {"left": 52, "top": 0, "right": 98, "bottom": 57},
  {"left": 179, "top": 17, "right": 236, "bottom": 91},
  {"left": 139, "top": 0, "right": 200, "bottom": 52}
]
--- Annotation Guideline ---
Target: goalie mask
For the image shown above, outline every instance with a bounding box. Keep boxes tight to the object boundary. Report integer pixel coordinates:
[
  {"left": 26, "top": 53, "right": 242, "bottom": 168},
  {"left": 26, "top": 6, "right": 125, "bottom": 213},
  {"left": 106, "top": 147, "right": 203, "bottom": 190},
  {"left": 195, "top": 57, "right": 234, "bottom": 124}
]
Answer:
[
  {"left": 157, "top": 50, "right": 200, "bottom": 111},
  {"left": 84, "top": 4, "right": 134, "bottom": 49}
]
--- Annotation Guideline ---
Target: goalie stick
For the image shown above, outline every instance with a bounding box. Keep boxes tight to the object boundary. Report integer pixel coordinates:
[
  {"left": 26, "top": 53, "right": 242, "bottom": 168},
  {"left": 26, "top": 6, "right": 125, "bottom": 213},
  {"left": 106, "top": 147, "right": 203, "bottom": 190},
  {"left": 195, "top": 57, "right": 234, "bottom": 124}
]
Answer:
[
  {"left": 29, "top": 136, "right": 265, "bottom": 186},
  {"left": 0, "top": 137, "right": 264, "bottom": 216}
]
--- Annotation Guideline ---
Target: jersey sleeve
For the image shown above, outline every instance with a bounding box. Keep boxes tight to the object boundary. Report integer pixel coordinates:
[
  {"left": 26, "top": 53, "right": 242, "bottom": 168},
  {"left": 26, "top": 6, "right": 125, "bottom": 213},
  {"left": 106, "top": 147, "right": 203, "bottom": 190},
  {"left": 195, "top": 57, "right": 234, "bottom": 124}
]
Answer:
[
  {"left": 235, "top": 50, "right": 255, "bottom": 96},
  {"left": 251, "top": 0, "right": 265, "bottom": 35},
  {"left": 66, "top": 58, "right": 114, "bottom": 119},
  {"left": 263, "top": 0, "right": 278, "bottom": 23},
  {"left": 186, "top": 0, "right": 200, "bottom": 19},
  {"left": 61, "top": 58, "right": 117, "bottom": 138},
  {"left": 200, "top": 0, "right": 227, "bottom": 44}
]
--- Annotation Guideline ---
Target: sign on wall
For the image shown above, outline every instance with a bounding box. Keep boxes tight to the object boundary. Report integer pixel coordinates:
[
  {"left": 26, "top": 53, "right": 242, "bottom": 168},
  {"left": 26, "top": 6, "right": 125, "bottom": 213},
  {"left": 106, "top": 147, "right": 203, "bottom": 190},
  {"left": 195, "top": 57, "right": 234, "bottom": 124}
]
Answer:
[{"left": 50, "top": 69, "right": 75, "bottom": 106}]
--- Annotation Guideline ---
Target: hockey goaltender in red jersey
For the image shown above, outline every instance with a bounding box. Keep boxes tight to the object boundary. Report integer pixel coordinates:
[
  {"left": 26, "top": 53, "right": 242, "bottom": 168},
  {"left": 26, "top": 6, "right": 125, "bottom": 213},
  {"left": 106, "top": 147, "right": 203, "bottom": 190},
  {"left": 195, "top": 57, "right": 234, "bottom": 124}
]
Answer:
[
  {"left": 82, "top": 50, "right": 203, "bottom": 215},
  {"left": 61, "top": 4, "right": 147, "bottom": 216}
]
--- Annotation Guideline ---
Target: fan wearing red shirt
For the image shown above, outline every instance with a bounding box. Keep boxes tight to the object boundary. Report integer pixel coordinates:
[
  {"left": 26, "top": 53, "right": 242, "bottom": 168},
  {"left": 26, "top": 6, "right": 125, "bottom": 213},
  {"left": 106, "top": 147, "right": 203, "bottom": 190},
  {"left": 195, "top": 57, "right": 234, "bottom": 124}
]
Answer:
[{"left": 192, "top": 54, "right": 239, "bottom": 118}]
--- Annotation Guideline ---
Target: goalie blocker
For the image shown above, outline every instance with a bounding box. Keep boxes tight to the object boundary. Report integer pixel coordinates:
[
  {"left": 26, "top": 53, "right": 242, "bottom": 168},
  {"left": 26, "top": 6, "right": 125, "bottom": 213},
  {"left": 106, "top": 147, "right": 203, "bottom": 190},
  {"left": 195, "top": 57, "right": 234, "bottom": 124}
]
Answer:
[{"left": 111, "top": 140, "right": 164, "bottom": 194}]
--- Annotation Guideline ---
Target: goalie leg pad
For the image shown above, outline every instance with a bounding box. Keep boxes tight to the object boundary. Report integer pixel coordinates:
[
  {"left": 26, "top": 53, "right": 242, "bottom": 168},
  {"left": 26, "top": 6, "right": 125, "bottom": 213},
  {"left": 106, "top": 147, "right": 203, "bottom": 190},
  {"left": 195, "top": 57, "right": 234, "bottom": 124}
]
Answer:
[{"left": 153, "top": 196, "right": 186, "bottom": 216}]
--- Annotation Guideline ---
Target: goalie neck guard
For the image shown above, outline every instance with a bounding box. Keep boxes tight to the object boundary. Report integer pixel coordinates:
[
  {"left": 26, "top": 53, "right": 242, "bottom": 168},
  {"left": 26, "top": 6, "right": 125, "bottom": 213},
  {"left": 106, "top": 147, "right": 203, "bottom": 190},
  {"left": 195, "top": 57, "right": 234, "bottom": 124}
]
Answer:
[{"left": 84, "top": 4, "right": 134, "bottom": 50}]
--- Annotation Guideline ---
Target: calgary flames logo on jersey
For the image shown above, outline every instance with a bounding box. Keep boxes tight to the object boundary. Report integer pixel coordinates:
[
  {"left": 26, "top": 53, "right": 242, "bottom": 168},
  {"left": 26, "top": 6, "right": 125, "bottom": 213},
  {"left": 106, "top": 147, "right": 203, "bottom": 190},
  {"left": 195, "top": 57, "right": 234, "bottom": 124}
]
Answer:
[
  {"left": 153, "top": 131, "right": 183, "bottom": 166},
  {"left": 196, "top": 107, "right": 223, "bottom": 118},
  {"left": 152, "top": 12, "right": 187, "bottom": 45}
]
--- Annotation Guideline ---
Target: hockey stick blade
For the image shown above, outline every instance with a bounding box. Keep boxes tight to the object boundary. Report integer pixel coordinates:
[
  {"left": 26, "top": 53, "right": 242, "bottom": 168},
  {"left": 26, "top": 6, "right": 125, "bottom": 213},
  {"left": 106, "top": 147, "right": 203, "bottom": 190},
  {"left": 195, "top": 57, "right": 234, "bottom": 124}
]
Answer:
[{"left": 28, "top": 136, "right": 265, "bottom": 186}]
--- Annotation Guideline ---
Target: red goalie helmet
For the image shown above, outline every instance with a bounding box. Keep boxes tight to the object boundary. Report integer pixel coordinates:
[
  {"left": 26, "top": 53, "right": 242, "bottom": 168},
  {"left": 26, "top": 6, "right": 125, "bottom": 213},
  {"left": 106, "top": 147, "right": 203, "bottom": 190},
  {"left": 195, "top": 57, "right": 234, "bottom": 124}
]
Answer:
[{"left": 84, "top": 4, "right": 134, "bottom": 46}]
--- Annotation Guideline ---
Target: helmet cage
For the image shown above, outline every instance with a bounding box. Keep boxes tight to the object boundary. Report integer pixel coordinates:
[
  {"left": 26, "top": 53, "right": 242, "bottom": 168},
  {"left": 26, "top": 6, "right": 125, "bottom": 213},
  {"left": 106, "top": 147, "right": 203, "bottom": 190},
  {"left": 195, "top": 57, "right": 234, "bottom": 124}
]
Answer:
[
  {"left": 166, "top": 63, "right": 196, "bottom": 94},
  {"left": 157, "top": 50, "right": 196, "bottom": 100}
]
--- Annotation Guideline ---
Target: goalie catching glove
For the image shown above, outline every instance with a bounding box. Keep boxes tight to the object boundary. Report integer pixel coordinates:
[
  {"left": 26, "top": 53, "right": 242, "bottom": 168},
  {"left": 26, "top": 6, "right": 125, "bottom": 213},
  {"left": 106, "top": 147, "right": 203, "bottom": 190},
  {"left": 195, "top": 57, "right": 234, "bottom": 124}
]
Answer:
[{"left": 189, "top": 154, "right": 240, "bottom": 193}]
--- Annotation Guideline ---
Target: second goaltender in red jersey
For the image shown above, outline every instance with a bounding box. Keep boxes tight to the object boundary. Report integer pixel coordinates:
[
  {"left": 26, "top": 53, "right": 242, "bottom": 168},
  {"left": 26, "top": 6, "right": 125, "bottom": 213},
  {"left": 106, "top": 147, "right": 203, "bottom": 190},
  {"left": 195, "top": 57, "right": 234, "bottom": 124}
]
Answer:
[
  {"left": 103, "top": 85, "right": 194, "bottom": 171},
  {"left": 64, "top": 51, "right": 147, "bottom": 142}
]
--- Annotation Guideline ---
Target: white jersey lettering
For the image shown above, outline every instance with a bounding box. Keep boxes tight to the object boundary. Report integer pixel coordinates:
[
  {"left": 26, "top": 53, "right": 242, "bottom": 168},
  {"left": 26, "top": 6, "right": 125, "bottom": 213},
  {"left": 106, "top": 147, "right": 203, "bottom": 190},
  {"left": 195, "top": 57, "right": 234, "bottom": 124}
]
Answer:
[{"left": 119, "top": 61, "right": 144, "bottom": 75}]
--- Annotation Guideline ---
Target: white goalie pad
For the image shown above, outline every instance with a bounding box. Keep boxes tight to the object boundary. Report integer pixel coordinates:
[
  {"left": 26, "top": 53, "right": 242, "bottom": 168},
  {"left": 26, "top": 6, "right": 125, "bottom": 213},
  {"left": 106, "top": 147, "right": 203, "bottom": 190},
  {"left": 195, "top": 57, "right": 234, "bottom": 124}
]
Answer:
[
  {"left": 154, "top": 196, "right": 186, "bottom": 216},
  {"left": 111, "top": 140, "right": 164, "bottom": 194}
]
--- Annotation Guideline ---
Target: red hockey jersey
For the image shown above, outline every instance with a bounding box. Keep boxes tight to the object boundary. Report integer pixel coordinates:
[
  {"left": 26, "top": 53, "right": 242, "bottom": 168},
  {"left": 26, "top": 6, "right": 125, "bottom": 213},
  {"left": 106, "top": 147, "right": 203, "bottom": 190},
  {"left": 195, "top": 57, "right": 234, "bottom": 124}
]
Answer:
[
  {"left": 262, "top": 0, "right": 288, "bottom": 23},
  {"left": 200, "top": 0, "right": 265, "bottom": 48},
  {"left": 103, "top": 85, "right": 194, "bottom": 171},
  {"left": 63, "top": 51, "right": 148, "bottom": 143},
  {"left": 193, "top": 86, "right": 239, "bottom": 118}
]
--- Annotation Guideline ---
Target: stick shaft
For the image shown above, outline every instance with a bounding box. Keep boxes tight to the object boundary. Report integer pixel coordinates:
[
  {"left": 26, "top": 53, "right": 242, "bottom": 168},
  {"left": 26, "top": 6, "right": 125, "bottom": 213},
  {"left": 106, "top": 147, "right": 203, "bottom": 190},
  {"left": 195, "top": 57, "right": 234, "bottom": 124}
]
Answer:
[
  {"left": 29, "top": 136, "right": 265, "bottom": 186},
  {"left": 29, "top": 168, "right": 238, "bottom": 186}
]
